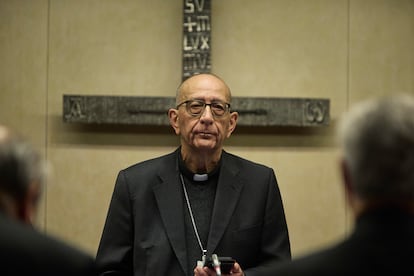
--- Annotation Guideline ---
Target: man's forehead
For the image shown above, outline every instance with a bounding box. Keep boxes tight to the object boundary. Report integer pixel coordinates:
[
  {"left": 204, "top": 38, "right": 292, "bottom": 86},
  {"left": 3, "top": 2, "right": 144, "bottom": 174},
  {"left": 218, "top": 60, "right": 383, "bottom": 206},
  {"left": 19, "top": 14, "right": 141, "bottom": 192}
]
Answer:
[{"left": 181, "top": 77, "right": 229, "bottom": 99}]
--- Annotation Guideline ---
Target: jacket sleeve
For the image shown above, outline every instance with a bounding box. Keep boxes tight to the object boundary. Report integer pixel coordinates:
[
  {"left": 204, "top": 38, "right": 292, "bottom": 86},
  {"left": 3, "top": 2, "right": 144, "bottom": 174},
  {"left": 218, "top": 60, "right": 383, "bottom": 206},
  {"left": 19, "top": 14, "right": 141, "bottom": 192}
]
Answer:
[
  {"left": 96, "top": 170, "right": 134, "bottom": 276},
  {"left": 264, "top": 169, "right": 291, "bottom": 260},
  {"left": 245, "top": 168, "right": 292, "bottom": 275}
]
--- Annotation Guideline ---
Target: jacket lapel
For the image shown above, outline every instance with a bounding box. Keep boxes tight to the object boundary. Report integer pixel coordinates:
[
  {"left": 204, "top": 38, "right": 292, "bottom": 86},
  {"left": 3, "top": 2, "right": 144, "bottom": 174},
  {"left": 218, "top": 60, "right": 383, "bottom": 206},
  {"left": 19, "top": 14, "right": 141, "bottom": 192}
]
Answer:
[
  {"left": 152, "top": 154, "right": 188, "bottom": 274},
  {"left": 152, "top": 150, "right": 244, "bottom": 270},
  {"left": 207, "top": 152, "right": 244, "bottom": 255}
]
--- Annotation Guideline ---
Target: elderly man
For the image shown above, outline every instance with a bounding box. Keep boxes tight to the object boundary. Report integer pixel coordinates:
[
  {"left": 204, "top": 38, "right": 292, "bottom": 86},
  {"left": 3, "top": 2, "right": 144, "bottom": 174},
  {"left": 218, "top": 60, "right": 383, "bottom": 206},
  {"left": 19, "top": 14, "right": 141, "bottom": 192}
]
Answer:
[{"left": 96, "top": 73, "right": 291, "bottom": 276}]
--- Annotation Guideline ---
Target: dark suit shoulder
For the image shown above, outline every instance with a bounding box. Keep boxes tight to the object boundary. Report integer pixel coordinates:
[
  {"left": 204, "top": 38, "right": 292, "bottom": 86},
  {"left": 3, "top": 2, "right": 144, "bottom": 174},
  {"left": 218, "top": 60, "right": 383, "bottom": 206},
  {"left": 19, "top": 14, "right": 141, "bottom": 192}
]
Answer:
[
  {"left": 0, "top": 214, "right": 96, "bottom": 276},
  {"left": 122, "top": 150, "right": 177, "bottom": 175},
  {"left": 222, "top": 150, "right": 274, "bottom": 173}
]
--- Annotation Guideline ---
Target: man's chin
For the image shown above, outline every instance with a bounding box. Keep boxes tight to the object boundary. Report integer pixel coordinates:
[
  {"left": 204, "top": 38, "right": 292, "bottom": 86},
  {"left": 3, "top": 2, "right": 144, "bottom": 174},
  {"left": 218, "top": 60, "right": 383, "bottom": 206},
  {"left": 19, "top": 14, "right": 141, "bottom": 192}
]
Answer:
[{"left": 193, "top": 140, "right": 217, "bottom": 150}]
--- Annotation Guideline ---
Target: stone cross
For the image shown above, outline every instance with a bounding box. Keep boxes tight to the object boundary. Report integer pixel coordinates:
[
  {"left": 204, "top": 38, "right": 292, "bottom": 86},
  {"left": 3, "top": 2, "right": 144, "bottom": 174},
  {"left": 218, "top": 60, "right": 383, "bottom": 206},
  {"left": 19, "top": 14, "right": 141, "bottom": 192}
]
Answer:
[{"left": 62, "top": 0, "right": 330, "bottom": 127}]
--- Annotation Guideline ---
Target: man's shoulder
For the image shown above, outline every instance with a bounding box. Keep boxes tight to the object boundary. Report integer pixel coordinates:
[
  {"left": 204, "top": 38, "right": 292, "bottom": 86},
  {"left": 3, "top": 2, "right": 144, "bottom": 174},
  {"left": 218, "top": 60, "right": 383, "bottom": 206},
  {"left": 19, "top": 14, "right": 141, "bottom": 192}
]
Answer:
[
  {"left": 260, "top": 246, "right": 341, "bottom": 276},
  {"left": 0, "top": 215, "right": 96, "bottom": 275},
  {"left": 123, "top": 149, "right": 177, "bottom": 172},
  {"left": 222, "top": 150, "right": 272, "bottom": 171}
]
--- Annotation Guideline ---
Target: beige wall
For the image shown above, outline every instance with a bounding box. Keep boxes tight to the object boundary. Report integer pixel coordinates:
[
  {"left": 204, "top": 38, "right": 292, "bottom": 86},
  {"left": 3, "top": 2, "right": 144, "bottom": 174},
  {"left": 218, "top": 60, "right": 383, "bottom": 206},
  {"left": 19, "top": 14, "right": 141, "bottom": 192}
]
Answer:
[{"left": 1, "top": 0, "right": 413, "bottom": 258}]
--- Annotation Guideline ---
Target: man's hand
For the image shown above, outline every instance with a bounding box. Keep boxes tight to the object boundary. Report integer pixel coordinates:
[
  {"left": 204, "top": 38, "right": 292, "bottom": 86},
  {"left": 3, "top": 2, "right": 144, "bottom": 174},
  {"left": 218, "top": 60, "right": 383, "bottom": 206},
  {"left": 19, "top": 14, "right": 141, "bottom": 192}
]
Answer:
[{"left": 194, "top": 262, "right": 244, "bottom": 276}]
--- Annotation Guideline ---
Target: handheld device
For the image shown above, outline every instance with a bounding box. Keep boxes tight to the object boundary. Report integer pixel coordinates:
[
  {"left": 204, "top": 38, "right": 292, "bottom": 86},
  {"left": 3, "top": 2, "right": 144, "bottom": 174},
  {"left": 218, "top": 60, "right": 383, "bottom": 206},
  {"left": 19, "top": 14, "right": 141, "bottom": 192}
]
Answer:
[{"left": 205, "top": 256, "right": 235, "bottom": 274}]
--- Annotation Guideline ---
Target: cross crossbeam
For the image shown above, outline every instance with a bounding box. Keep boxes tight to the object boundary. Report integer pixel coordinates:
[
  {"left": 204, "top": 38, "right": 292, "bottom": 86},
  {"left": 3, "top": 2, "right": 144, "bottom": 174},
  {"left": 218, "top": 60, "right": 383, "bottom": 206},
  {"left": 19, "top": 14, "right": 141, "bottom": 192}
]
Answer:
[{"left": 63, "top": 95, "right": 329, "bottom": 127}]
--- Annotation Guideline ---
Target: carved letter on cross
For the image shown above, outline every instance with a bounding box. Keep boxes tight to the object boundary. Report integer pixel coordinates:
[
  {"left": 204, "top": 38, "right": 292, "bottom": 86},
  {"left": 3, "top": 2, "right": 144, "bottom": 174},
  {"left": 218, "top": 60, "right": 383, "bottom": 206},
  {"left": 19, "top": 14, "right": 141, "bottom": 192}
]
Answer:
[{"left": 182, "top": 0, "right": 211, "bottom": 80}]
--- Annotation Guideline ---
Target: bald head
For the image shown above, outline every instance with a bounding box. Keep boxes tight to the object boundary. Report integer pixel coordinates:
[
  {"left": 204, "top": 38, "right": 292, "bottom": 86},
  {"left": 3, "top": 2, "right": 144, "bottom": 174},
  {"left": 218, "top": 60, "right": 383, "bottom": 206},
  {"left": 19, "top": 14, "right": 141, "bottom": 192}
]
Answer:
[{"left": 176, "top": 73, "right": 232, "bottom": 105}]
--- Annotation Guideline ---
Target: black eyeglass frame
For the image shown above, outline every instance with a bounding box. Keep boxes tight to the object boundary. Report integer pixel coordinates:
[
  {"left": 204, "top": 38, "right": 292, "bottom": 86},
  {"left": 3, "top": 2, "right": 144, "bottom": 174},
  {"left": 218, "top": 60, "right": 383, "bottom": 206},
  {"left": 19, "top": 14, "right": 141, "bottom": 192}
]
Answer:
[{"left": 176, "top": 99, "right": 231, "bottom": 117}]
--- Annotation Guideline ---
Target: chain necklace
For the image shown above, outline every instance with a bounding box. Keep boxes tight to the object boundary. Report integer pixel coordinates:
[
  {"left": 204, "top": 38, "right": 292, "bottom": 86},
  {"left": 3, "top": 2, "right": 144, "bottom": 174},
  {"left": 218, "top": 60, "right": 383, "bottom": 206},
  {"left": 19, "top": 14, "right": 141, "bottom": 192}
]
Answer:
[{"left": 180, "top": 173, "right": 207, "bottom": 259}]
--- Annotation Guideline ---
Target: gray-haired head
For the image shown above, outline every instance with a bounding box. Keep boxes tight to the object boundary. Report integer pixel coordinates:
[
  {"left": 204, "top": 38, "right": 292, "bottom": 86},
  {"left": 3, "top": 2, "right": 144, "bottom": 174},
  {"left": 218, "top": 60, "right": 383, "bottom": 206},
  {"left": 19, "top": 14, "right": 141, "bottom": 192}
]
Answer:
[
  {"left": 338, "top": 94, "right": 414, "bottom": 203},
  {"left": 0, "top": 126, "right": 45, "bottom": 209}
]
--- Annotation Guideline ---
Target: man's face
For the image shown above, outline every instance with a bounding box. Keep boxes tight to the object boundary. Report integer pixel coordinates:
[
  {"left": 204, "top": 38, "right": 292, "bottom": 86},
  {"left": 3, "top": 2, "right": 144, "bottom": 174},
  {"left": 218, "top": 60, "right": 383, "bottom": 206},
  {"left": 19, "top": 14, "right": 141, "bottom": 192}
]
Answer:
[{"left": 169, "top": 74, "right": 237, "bottom": 153}]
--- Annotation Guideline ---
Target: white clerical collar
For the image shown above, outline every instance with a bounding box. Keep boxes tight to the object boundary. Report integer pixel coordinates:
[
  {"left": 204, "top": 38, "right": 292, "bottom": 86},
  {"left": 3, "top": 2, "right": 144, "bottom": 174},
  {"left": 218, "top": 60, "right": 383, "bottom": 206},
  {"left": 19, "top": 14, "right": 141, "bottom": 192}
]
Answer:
[{"left": 193, "top": 173, "right": 208, "bottom": 181}]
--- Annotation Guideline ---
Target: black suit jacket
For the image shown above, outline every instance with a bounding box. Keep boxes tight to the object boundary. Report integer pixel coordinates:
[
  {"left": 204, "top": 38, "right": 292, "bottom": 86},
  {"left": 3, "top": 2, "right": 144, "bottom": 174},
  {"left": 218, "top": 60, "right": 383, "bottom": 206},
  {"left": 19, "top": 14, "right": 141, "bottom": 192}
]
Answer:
[
  {"left": 258, "top": 207, "right": 414, "bottom": 276},
  {"left": 96, "top": 148, "right": 291, "bottom": 276},
  {"left": 0, "top": 213, "right": 97, "bottom": 276}
]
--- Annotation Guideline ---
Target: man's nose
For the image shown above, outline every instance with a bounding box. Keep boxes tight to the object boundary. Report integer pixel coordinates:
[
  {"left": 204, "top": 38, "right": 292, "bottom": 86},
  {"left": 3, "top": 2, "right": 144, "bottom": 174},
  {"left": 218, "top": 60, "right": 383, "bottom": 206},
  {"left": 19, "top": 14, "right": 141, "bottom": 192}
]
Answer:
[{"left": 200, "top": 105, "right": 214, "bottom": 122}]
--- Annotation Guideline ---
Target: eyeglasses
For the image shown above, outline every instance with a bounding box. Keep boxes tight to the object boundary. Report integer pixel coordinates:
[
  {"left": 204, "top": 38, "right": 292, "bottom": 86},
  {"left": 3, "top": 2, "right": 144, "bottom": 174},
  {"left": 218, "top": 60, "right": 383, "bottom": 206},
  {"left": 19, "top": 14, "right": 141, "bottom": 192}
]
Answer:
[{"left": 176, "top": 99, "right": 231, "bottom": 117}]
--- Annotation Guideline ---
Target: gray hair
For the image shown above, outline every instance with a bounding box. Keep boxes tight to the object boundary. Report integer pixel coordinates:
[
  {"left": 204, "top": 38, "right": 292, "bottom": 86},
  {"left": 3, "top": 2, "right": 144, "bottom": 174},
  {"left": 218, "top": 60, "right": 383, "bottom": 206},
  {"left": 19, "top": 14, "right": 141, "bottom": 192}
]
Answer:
[
  {"left": 0, "top": 127, "right": 45, "bottom": 203},
  {"left": 338, "top": 94, "right": 414, "bottom": 202}
]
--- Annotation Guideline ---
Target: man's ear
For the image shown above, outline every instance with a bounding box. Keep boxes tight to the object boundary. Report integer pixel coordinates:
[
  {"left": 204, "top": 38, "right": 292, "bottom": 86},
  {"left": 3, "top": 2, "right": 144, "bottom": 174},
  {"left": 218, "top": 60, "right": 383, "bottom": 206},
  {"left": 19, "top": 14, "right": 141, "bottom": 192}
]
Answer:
[
  {"left": 168, "top": 108, "right": 180, "bottom": 135},
  {"left": 341, "top": 159, "right": 352, "bottom": 192},
  {"left": 341, "top": 158, "right": 356, "bottom": 205},
  {"left": 19, "top": 181, "right": 41, "bottom": 225},
  {"left": 226, "top": 111, "right": 238, "bottom": 138}
]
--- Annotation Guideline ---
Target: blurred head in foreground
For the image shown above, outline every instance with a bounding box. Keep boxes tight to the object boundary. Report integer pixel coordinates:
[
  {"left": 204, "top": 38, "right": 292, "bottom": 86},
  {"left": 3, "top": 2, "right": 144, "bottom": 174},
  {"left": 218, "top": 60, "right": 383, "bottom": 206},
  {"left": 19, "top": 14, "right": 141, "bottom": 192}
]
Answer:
[
  {"left": 338, "top": 94, "right": 414, "bottom": 216},
  {"left": 0, "top": 125, "right": 45, "bottom": 224}
]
